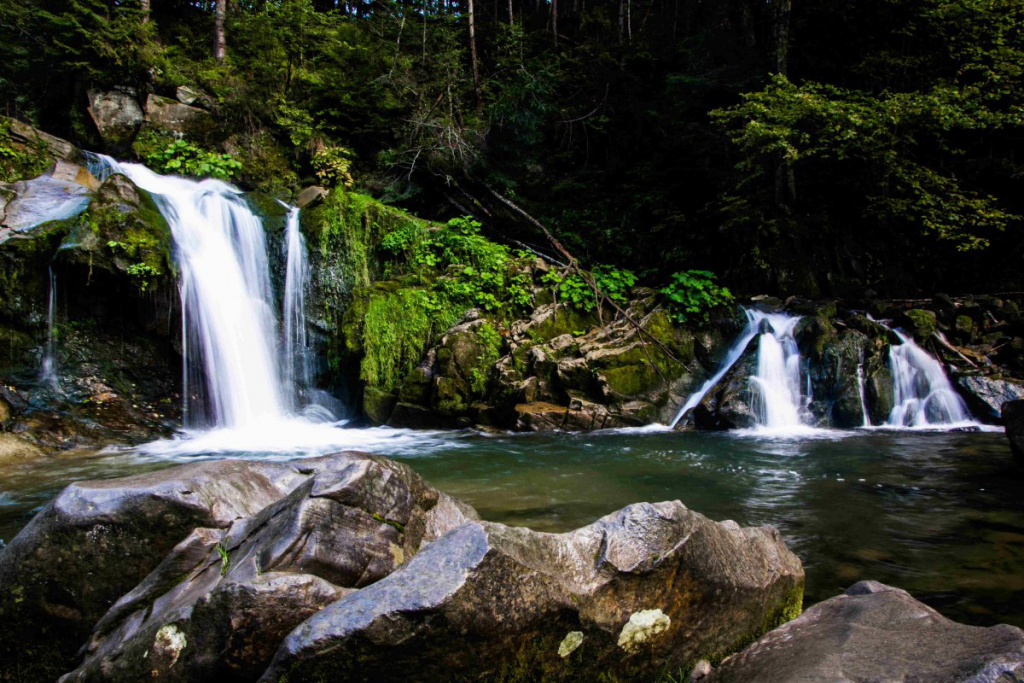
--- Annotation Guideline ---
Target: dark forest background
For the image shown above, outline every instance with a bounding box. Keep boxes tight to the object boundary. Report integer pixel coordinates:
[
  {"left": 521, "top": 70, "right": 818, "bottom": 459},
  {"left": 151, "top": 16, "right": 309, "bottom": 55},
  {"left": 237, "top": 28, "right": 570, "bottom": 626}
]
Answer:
[{"left": 2, "top": 0, "right": 1023, "bottom": 296}]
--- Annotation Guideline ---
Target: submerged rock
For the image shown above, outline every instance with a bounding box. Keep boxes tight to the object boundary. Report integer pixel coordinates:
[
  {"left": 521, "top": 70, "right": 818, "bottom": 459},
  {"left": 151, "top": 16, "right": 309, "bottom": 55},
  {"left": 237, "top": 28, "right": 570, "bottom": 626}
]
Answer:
[
  {"left": 706, "top": 581, "right": 1024, "bottom": 683},
  {"left": 263, "top": 502, "right": 803, "bottom": 683},
  {"left": 1003, "top": 400, "right": 1024, "bottom": 466}
]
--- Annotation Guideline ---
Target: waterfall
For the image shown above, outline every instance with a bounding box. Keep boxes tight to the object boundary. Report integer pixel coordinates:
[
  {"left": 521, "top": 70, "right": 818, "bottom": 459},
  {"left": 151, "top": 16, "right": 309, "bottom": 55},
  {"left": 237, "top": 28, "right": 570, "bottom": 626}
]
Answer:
[
  {"left": 886, "top": 330, "right": 974, "bottom": 428},
  {"left": 94, "top": 157, "right": 288, "bottom": 428},
  {"left": 39, "top": 267, "right": 58, "bottom": 388},
  {"left": 670, "top": 309, "right": 762, "bottom": 427},
  {"left": 749, "top": 312, "right": 806, "bottom": 430},
  {"left": 282, "top": 205, "right": 312, "bottom": 409},
  {"left": 856, "top": 360, "right": 871, "bottom": 427}
]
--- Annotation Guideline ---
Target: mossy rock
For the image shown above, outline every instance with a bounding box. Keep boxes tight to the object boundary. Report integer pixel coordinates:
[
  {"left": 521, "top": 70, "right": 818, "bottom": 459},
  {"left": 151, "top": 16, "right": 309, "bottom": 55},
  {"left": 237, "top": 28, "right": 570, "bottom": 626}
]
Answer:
[
  {"left": 363, "top": 386, "right": 398, "bottom": 425},
  {"left": 529, "top": 306, "right": 599, "bottom": 342},
  {"left": 900, "top": 309, "right": 937, "bottom": 342}
]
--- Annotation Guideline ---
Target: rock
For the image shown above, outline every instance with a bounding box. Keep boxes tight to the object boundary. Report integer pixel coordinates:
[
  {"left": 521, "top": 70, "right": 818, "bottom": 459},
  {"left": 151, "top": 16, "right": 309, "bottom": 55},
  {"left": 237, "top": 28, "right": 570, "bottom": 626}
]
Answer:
[
  {"left": 0, "top": 395, "right": 10, "bottom": 426},
  {"left": 0, "top": 457, "right": 333, "bottom": 680},
  {"left": 50, "top": 160, "right": 101, "bottom": 191},
  {"left": 706, "top": 581, "right": 1024, "bottom": 683},
  {"left": 294, "top": 185, "right": 328, "bottom": 209},
  {"left": 899, "top": 308, "right": 937, "bottom": 342},
  {"left": 86, "top": 88, "right": 144, "bottom": 150},
  {"left": 262, "top": 501, "right": 804, "bottom": 682},
  {"left": 0, "top": 432, "right": 44, "bottom": 463},
  {"left": 175, "top": 85, "right": 201, "bottom": 105},
  {"left": 3, "top": 117, "right": 79, "bottom": 162},
  {"left": 1003, "top": 400, "right": 1024, "bottom": 466},
  {"left": 62, "top": 454, "right": 477, "bottom": 681},
  {"left": 955, "top": 374, "right": 1024, "bottom": 422},
  {"left": 144, "top": 94, "right": 215, "bottom": 138},
  {"left": 363, "top": 385, "right": 397, "bottom": 424},
  {"left": 694, "top": 347, "right": 758, "bottom": 430}
]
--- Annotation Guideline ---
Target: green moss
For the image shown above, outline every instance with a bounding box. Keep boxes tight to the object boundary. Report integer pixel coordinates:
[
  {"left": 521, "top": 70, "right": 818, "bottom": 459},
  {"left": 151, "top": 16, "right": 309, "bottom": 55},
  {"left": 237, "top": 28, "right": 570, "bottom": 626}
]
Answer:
[
  {"left": 902, "top": 309, "right": 937, "bottom": 341},
  {"left": 602, "top": 364, "right": 659, "bottom": 396},
  {"left": 360, "top": 287, "right": 435, "bottom": 393}
]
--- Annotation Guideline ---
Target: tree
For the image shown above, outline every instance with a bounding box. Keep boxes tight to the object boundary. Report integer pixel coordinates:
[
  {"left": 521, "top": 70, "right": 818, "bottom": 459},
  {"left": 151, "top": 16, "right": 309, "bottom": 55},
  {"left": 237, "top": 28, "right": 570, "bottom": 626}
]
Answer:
[{"left": 214, "top": 0, "right": 227, "bottom": 61}]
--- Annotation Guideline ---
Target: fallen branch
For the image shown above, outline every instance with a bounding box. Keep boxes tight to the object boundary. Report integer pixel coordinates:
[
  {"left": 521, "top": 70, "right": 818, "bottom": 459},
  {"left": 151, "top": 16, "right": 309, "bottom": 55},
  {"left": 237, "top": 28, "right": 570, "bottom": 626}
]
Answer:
[{"left": 931, "top": 331, "right": 977, "bottom": 368}]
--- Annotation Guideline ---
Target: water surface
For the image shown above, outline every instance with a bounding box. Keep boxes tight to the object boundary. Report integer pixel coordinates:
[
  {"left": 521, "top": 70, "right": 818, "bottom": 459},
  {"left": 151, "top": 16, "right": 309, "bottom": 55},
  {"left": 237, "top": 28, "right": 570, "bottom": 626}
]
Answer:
[{"left": 1, "top": 428, "right": 1021, "bottom": 628}]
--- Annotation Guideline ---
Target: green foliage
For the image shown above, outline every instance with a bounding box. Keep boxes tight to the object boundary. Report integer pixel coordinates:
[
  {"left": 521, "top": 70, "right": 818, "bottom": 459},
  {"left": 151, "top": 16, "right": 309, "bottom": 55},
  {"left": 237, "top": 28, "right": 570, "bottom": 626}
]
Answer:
[
  {"left": 470, "top": 322, "right": 503, "bottom": 394},
  {"left": 548, "top": 265, "right": 636, "bottom": 312},
  {"left": 0, "top": 119, "right": 51, "bottom": 182},
  {"left": 144, "top": 139, "right": 242, "bottom": 180},
  {"left": 361, "top": 288, "right": 436, "bottom": 392},
  {"left": 312, "top": 145, "right": 355, "bottom": 188},
  {"left": 660, "top": 270, "right": 734, "bottom": 324},
  {"left": 217, "top": 544, "right": 229, "bottom": 577}
]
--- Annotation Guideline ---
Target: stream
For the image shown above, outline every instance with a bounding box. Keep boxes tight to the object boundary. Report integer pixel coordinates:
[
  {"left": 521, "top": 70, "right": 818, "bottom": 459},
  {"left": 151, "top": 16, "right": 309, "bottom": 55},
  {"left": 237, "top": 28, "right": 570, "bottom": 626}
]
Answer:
[{"left": 1, "top": 426, "right": 1021, "bottom": 628}]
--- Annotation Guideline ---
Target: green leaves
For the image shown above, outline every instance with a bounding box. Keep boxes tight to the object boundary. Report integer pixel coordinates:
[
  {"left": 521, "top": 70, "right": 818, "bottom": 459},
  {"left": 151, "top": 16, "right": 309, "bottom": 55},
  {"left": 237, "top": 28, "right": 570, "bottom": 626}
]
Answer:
[
  {"left": 144, "top": 139, "right": 242, "bottom": 180},
  {"left": 660, "top": 270, "right": 733, "bottom": 324}
]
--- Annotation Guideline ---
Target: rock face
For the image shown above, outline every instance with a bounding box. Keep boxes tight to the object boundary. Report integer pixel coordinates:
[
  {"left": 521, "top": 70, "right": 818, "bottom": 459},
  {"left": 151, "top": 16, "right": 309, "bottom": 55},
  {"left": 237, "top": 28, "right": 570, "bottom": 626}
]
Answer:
[
  {"left": 144, "top": 94, "right": 215, "bottom": 138},
  {"left": 87, "top": 88, "right": 144, "bottom": 151},
  {"left": 1, "top": 452, "right": 804, "bottom": 682},
  {"left": 263, "top": 502, "right": 803, "bottom": 683},
  {"left": 706, "top": 581, "right": 1024, "bottom": 683},
  {"left": 1003, "top": 400, "right": 1024, "bottom": 466}
]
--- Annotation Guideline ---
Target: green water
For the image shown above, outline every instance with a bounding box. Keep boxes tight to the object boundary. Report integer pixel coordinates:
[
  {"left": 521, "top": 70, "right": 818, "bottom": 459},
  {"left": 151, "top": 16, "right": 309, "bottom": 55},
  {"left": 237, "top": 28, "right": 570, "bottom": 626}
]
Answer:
[{"left": 2, "top": 428, "right": 1022, "bottom": 628}]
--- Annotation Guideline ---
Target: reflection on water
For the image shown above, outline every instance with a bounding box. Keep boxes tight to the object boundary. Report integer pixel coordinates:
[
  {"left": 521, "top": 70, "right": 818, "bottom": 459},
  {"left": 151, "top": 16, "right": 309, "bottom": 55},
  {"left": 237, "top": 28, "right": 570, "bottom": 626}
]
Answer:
[{"left": 1, "top": 428, "right": 1022, "bottom": 627}]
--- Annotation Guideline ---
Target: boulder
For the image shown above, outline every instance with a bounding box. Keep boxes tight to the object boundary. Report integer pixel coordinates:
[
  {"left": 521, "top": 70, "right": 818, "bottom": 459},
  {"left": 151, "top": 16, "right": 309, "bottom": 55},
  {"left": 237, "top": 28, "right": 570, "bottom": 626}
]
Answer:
[
  {"left": 706, "top": 581, "right": 1024, "bottom": 683},
  {"left": 263, "top": 502, "right": 804, "bottom": 682},
  {"left": 0, "top": 455, "right": 374, "bottom": 681},
  {"left": 175, "top": 85, "right": 201, "bottom": 106},
  {"left": 955, "top": 374, "right": 1024, "bottom": 422},
  {"left": 86, "top": 88, "right": 144, "bottom": 150},
  {"left": 1003, "top": 400, "right": 1024, "bottom": 466},
  {"left": 144, "top": 94, "right": 215, "bottom": 138},
  {"left": 50, "top": 160, "right": 101, "bottom": 191},
  {"left": 899, "top": 308, "right": 938, "bottom": 342},
  {"left": 294, "top": 185, "right": 328, "bottom": 209},
  {"left": 694, "top": 348, "right": 758, "bottom": 430},
  {"left": 0, "top": 432, "right": 44, "bottom": 463},
  {"left": 62, "top": 454, "right": 477, "bottom": 682},
  {"left": 3, "top": 117, "right": 79, "bottom": 162}
]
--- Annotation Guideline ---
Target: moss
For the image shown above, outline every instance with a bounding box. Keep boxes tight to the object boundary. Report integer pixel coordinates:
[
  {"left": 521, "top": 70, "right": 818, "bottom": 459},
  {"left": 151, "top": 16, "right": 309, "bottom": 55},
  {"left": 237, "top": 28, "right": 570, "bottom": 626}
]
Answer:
[
  {"left": 360, "top": 286, "right": 435, "bottom": 393},
  {"left": 532, "top": 307, "right": 599, "bottom": 342},
  {"left": 601, "top": 364, "right": 660, "bottom": 396},
  {"left": 363, "top": 386, "right": 398, "bottom": 424},
  {"left": 902, "top": 309, "right": 937, "bottom": 342}
]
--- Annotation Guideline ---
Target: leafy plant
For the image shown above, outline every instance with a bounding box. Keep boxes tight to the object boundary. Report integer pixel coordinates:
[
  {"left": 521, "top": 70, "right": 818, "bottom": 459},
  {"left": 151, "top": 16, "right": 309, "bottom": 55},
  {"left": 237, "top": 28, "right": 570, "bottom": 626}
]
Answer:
[
  {"left": 550, "top": 265, "right": 636, "bottom": 312},
  {"left": 660, "top": 270, "right": 733, "bottom": 324},
  {"left": 144, "top": 139, "right": 242, "bottom": 180},
  {"left": 312, "top": 145, "right": 355, "bottom": 188}
]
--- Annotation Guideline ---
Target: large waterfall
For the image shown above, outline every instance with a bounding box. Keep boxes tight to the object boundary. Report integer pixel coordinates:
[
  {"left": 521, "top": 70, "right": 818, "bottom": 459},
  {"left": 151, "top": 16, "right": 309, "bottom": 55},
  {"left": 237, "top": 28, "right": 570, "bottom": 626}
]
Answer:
[{"left": 886, "top": 330, "right": 975, "bottom": 428}]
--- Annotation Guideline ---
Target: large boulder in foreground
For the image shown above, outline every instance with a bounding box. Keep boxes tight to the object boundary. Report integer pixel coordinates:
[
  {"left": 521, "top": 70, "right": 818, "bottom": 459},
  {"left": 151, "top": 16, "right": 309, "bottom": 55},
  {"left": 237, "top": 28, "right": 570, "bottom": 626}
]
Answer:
[
  {"left": 263, "top": 502, "right": 804, "bottom": 683},
  {"left": 706, "top": 581, "right": 1024, "bottom": 683},
  {"left": 61, "top": 455, "right": 476, "bottom": 682}
]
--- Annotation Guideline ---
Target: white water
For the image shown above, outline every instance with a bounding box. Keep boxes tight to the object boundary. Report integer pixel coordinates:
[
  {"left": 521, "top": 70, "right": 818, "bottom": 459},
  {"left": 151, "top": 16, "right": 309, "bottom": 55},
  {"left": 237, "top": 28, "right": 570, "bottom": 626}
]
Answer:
[
  {"left": 749, "top": 312, "right": 811, "bottom": 433},
  {"left": 856, "top": 361, "right": 871, "bottom": 427},
  {"left": 282, "top": 205, "right": 312, "bottom": 409},
  {"left": 39, "top": 267, "right": 58, "bottom": 388},
  {"left": 886, "top": 330, "right": 976, "bottom": 428}
]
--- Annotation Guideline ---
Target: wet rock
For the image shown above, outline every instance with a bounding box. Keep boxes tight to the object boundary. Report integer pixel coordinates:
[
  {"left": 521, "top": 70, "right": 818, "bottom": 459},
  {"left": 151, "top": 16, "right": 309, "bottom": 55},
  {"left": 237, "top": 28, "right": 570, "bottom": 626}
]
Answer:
[
  {"left": 899, "top": 308, "right": 937, "bottom": 342},
  {"left": 706, "top": 581, "right": 1024, "bottom": 683},
  {"left": 50, "top": 160, "right": 101, "bottom": 191},
  {"left": 694, "top": 348, "right": 758, "bottom": 430},
  {"left": 263, "top": 502, "right": 804, "bottom": 683},
  {"left": 1003, "top": 400, "right": 1024, "bottom": 466},
  {"left": 87, "top": 88, "right": 144, "bottom": 151},
  {"left": 62, "top": 454, "right": 477, "bottom": 682},
  {"left": 144, "top": 94, "right": 215, "bottom": 138},
  {"left": 0, "top": 457, "right": 341, "bottom": 680},
  {"left": 954, "top": 374, "right": 1024, "bottom": 422}
]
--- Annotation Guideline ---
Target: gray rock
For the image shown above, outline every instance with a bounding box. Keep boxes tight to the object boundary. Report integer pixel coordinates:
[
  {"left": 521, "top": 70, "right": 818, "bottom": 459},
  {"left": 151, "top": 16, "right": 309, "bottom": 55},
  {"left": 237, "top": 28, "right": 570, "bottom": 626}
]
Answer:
[
  {"left": 4, "top": 117, "right": 80, "bottom": 161},
  {"left": 694, "top": 346, "right": 759, "bottom": 430},
  {"left": 144, "top": 94, "right": 214, "bottom": 137},
  {"left": 175, "top": 85, "right": 200, "bottom": 105},
  {"left": 87, "top": 88, "right": 144, "bottom": 150},
  {"left": 294, "top": 185, "right": 328, "bottom": 209},
  {"left": 262, "top": 501, "right": 804, "bottom": 682},
  {"left": 1003, "top": 400, "right": 1024, "bottom": 466},
  {"left": 956, "top": 374, "right": 1024, "bottom": 421},
  {"left": 61, "top": 454, "right": 477, "bottom": 682},
  {"left": 706, "top": 580, "right": 1024, "bottom": 683}
]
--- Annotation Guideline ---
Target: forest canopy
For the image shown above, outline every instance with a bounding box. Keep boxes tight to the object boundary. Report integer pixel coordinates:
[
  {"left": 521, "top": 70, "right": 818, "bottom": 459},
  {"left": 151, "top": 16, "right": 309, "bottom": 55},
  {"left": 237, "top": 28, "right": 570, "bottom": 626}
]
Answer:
[{"left": 1, "top": 0, "right": 1022, "bottom": 296}]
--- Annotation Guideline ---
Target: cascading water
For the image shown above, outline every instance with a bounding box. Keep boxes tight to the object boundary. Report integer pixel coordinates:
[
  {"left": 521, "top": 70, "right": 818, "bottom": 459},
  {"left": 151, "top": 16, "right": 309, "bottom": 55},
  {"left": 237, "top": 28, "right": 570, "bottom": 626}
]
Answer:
[
  {"left": 856, "top": 360, "right": 871, "bottom": 427},
  {"left": 282, "top": 205, "right": 313, "bottom": 410},
  {"left": 886, "top": 330, "right": 975, "bottom": 428},
  {"left": 749, "top": 313, "right": 807, "bottom": 430},
  {"left": 39, "top": 267, "right": 58, "bottom": 388},
  {"left": 94, "top": 156, "right": 289, "bottom": 428}
]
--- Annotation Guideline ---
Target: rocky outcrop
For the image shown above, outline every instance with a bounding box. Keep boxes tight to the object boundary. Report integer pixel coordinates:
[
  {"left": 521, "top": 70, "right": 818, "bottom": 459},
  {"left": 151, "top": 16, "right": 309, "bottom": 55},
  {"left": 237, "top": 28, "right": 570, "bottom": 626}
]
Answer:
[
  {"left": 263, "top": 501, "right": 803, "bottom": 683},
  {"left": 60, "top": 454, "right": 476, "bottom": 682},
  {"left": 1003, "top": 400, "right": 1024, "bottom": 466},
  {"left": 2, "top": 452, "right": 803, "bottom": 682},
  {"left": 706, "top": 581, "right": 1024, "bottom": 683},
  {"left": 143, "top": 94, "right": 215, "bottom": 139},
  {"left": 87, "top": 88, "right": 144, "bottom": 151}
]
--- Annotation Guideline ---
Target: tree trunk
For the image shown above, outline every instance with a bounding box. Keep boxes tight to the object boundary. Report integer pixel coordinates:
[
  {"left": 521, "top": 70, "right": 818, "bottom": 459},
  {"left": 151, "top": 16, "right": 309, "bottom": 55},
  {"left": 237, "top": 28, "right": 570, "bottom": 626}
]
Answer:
[
  {"left": 774, "top": 0, "right": 791, "bottom": 75},
  {"left": 140, "top": 0, "right": 150, "bottom": 22},
  {"left": 508, "top": 0, "right": 514, "bottom": 25},
  {"left": 552, "top": 0, "right": 558, "bottom": 45},
  {"left": 214, "top": 0, "right": 227, "bottom": 62},
  {"left": 468, "top": 0, "right": 484, "bottom": 111}
]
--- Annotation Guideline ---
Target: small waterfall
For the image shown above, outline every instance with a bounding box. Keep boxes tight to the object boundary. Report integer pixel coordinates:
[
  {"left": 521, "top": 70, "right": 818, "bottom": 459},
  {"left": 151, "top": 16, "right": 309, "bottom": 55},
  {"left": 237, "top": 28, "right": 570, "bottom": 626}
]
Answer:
[
  {"left": 282, "top": 205, "right": 312, "bottom": 409},
  {"left": 856, "top": 360, "right": 871, "bottom": 427},
  {"left": 39, "top": 267, "right": 58, "bottom": 388},
  {"left": 886, "top": 330, "right": 974, "bottom": 427},
  {"left": 749, "top": 313, "right": 806, "bottom": 430},
  {"left": 670, "top": 309, "right": 762, "bottom": 427}
]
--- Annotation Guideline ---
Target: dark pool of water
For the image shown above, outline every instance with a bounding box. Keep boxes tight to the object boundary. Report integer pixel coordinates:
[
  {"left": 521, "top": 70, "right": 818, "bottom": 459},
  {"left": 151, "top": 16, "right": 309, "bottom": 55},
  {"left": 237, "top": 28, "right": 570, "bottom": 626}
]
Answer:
[{"left": 2, "top": 428, "right": 1022, "bottom": 628}]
